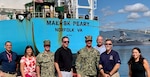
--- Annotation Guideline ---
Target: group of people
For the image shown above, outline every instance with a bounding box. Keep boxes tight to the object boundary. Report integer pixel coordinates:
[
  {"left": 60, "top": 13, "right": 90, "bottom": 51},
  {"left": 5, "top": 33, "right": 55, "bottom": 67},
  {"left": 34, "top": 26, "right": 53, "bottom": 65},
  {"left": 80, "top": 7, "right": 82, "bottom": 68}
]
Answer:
[{"left": 0, "top": 35, "right": 149, "bottom": 77}]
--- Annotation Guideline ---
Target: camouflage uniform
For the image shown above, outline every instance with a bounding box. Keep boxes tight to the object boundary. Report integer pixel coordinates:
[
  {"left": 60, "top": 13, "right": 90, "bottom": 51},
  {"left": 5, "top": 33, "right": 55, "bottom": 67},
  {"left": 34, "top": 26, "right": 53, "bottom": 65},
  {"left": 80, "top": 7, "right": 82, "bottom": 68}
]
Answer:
[
  {"left": 75, "top": 47, "right": 100, "bottom": 77},
  {"left": 36, "top": 52, "right": 55, "bottom": 77}
]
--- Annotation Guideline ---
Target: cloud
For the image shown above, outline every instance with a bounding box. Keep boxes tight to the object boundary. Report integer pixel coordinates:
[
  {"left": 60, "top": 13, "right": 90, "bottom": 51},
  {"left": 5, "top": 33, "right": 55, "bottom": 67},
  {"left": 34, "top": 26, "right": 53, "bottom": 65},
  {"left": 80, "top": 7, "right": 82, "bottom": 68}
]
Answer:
[
  {"left": 126, "top": 19, "right": 145, "bottom": 23},
  {"left": 127, "top": 19, "right": 136, "bottom": 22},
  {"left": 143, "top": 11, "right": 150, "bottom": 17},
  {"left": 127, "top": 12, "right": 140, "bottom": 19},
  {"left": 100, "top": 21, "right": 118, "bottom": 30},
  {"left": 118, "top": 9, "right": 126, "bottom": 13},
  {"left": 117, "top": 3, "right": 150, "bottom": 22},
  {"left": 101, "top": 7, "right": 115, "bottom": 16},
  {"left": 118, "top": 3, "right": 149, "bottom": 13},
  {"left": 125, "top": 3, "right": 149, "bottom": 12},
  {"left": 0, "top": 0, "right": 31, "bottom": 9}
]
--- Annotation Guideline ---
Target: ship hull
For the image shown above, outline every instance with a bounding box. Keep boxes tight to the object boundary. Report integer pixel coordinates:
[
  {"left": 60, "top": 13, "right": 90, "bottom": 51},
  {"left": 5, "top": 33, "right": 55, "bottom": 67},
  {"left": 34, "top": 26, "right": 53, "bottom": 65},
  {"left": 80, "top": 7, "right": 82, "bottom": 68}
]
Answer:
[{"left": 0, "top": 18, "right": 99, "bottom": 55}]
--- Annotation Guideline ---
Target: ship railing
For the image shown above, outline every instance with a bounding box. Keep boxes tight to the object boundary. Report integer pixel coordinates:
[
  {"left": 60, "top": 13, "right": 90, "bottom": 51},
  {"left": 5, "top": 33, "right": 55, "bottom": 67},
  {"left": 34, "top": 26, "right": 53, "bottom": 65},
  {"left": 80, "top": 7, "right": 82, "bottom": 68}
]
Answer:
[
  {"left": 78, "top": 14, "right": 98, "bottom": 20},
  {"left": 30, "top": 12, "right": 56, "bottom": 18},
  {"left": 31, "top": 12, "right": 44, "bottom": 18},
  {"left": 17, "top": 12, "right": 98, "bottom": 20}
]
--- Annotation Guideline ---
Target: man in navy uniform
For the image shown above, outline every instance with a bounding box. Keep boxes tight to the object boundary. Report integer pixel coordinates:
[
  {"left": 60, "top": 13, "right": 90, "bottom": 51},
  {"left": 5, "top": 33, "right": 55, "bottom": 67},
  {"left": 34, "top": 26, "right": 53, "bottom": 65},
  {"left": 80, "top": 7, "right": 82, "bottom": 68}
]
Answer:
[{"left": 99, "top": 39, "right": 121, "bottom": 77}]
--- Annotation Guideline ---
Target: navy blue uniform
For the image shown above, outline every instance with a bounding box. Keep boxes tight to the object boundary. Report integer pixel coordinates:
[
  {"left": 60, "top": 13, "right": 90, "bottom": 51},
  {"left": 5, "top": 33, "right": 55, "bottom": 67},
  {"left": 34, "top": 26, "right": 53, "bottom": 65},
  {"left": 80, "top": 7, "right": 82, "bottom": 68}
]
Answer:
[
  {"left": 99, "top": 50, "right": 121, "bottom": 73},
  {"left": 0, "top": 51, "right": 18, "bottom": 72}
]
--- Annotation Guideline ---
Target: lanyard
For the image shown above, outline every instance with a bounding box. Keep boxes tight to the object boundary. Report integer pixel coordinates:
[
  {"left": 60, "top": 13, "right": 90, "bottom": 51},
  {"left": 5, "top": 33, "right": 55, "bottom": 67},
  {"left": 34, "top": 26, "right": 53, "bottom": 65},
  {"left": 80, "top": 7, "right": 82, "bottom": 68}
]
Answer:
[{"left": 7, "top": 53, "right": 12, "bottom": 62}]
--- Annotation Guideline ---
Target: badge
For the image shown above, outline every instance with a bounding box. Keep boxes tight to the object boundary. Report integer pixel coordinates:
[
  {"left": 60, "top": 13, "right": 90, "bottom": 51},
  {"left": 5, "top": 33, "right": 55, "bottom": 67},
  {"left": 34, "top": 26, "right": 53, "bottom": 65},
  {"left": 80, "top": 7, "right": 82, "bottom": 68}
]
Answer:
[{"left": 109, "top": 55, "right": 113, "bottom": 60}]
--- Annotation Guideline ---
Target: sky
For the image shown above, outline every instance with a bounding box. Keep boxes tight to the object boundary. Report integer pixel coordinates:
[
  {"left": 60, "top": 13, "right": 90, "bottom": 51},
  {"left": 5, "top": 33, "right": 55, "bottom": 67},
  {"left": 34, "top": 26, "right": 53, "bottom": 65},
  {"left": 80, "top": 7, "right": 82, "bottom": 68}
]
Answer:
[
  {"left": 1, "top": 0, "right": 150, "bottom": 31},
  {"left": 95, "top": 0, "right": 150, "bottom": 31}
]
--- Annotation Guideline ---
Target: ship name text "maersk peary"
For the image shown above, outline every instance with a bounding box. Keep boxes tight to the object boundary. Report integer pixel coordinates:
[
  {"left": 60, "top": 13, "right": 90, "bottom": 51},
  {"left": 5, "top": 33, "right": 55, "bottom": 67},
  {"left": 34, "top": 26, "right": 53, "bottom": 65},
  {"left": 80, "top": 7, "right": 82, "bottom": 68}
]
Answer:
[{"left": 47, "top": 20, "right": 89, "bottom": 26}]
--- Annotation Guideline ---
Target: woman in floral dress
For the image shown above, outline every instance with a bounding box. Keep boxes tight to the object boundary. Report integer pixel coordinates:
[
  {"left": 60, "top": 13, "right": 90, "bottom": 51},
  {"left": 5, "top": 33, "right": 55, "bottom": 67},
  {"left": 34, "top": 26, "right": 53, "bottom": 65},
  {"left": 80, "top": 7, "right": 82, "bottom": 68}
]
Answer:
[{"left": 20, "top": 45, "right": 36, "bottom": 77}]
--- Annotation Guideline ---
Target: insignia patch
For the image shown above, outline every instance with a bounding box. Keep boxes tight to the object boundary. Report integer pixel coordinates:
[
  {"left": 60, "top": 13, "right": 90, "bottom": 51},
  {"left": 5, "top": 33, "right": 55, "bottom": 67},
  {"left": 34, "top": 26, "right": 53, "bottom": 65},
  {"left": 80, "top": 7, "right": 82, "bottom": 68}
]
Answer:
[{"left": 109, "top": 55, "right": 113, "bottom": 60}]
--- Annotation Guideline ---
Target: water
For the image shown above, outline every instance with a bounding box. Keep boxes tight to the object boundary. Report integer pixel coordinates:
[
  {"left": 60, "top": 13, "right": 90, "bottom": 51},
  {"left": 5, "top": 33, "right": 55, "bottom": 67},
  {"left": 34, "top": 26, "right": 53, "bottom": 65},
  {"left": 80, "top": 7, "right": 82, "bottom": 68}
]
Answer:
[{"left": 113, "top": 45, "right": 150, "bottom": 77}]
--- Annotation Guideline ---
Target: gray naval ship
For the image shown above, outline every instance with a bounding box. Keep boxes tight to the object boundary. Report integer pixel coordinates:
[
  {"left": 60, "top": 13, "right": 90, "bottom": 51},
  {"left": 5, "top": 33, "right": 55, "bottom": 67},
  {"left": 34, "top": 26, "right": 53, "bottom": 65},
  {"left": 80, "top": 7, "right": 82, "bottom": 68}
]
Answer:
[{"left": 101, "top": 30, "right": 150, "bottom": 46}]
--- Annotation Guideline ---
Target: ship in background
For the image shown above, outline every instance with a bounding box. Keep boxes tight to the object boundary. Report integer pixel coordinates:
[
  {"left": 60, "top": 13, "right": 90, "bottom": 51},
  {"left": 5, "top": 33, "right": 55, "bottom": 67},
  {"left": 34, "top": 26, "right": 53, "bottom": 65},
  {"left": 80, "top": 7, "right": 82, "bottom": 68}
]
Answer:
[
  {"left": 102, "top": 30, "right": 150, "bottom": 46},
  {"left": 0, "top": 0, "right": 99, "bottom": 55}
]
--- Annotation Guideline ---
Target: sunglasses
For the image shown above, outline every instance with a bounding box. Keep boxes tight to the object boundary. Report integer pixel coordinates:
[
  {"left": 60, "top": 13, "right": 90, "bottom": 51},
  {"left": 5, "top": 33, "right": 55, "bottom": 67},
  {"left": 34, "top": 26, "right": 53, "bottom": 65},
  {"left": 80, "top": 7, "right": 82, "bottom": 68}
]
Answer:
[
  {"left": 63, "top": 41, "right": 69, "bottom": 43},
  {"left": 105, "top": 43, "right": 112, "bottom": 45},
  {"left": 86, "top": 40, "right": 92, "bottom": 42},
  {"left": 44, "top": 45, "right": 50, "bottom": 47}
]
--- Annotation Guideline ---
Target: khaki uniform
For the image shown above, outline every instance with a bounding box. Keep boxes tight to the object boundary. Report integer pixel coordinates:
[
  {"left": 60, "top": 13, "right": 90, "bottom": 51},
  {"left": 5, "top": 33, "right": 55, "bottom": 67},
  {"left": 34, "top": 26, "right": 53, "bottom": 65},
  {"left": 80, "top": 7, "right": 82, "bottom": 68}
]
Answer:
[
  {"left": 111, "top": 72, "right": 120, "bottom": 77},
  {"left": 4, "top": 73, "right": 17, "bottom": 77},
  {"left": 36, "top": 52, "right": 55, "bottom": 77},
  {"left": 0, "top": 71, "right": 17, "bottom": 77},
  {"left": 75, "top": 47, "right": 100, "bottom": 77}
]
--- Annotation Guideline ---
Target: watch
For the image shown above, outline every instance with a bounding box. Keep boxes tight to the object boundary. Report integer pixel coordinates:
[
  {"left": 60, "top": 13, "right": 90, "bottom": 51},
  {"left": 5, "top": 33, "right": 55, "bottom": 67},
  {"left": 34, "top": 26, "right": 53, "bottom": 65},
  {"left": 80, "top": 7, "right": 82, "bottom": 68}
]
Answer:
[
  {"left": 108, "top": 73, "right": 112, "bottom": 76},
  {"left": 99, "top": 67, "right": 103, "bottom": 71}
]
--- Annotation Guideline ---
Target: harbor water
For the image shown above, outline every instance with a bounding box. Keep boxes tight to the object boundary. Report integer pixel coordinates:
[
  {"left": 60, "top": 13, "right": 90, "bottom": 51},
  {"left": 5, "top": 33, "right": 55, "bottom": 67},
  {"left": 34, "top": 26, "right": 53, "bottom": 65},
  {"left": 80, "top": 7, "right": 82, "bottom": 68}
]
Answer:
[{"left": 113, "top": 45, "right": 150, "bottom": 77}]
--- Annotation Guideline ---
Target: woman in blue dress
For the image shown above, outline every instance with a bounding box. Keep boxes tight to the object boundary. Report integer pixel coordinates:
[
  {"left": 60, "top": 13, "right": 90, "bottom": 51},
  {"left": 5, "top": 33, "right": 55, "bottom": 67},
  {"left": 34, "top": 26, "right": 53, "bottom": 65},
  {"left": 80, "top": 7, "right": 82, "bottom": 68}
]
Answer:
[{"left": 128, "top": 47, "right": 150, "bottom": 77}]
